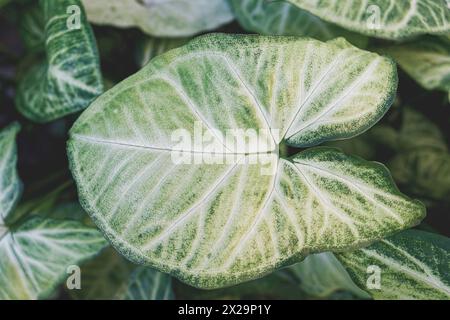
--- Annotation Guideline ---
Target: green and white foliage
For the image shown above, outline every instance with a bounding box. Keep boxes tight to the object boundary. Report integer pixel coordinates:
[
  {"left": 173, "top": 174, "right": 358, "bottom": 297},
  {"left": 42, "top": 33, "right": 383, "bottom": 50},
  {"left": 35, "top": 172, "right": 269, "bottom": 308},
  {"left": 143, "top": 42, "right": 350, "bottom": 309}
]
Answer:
[
  {"left": 287, "top": 0, "right": 450, "bottom": 40},
  {"left": 16, "top": 0, "right": 103, "bottom": 123},
  {"left": 287, "top": 252, "right": 370, "bottom": 298},
  {"left": 0, "top": 217, "right": 107, "bottom": 299},
  {"left": 81, "top": 0, "right": 234, "bottom": 37},
  {"left": 68, "top": 34, "right": 425, "bottom": 289},
  {"left": 71, "top": 248, "right": 174, "bottom": 300},
  {"left": 338, "top": 230, "right": 450, "bottom": 300},
  {"left": 136, "top": 37, "right": 191, "bottom": 68},
  {"left": 382, "top": 36, "right": 450, "bottom": 96},
  {"left": 230, "top": 0, "right": 367, "bottom": 47},
  {"left": 0, "top": 123, "right": 22, "bottom": 225}
]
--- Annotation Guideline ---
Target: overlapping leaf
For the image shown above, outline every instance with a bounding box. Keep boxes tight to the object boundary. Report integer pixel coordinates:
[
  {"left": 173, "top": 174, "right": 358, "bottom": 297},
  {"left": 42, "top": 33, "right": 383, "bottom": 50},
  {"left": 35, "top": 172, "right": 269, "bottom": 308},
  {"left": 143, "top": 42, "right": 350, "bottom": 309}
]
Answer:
[
  {"left": 68, "top": 34, "right": 425, "bottom": 289},
  {"left": 230, "top": 0, "right": 367, "bottom": 47},
  {"left": 337, "top": 230, "right": 450, "bottom": 300},
  {"left": 382, "top": 36, "right": 450, "bottom": 96},
  {"left": 286, "top": 252, "right": 370, "bottom": 298},
  {"left": 0, "top": 123, "right": 22, "bottom": 225},
  {"left": 287, "top": 0, "right": 450, "bottom": 40},
  {"left": 390, "top": 149, "right": 450, "bottom": 202},
  {"left": 0, "top": 217, "right": 107, "bottom": 299},
  {"left": 136, "top": 37, "right": 190, "bottom": 68},
  {"left": 70, "top": 247, "right": 173, "bottom": 300},
  {"left": 81, "top": 0, "right": 234, "bottom": 37},
  {"left": 16, "top": 0, "right": 103, "bottom": 123}
]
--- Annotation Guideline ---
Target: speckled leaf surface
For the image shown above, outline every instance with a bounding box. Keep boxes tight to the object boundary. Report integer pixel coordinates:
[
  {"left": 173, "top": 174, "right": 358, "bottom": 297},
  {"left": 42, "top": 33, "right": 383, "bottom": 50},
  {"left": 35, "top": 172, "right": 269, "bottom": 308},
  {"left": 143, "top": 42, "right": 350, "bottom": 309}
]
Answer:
[
  {"left": 0, "top": 217, "right": 107, "bottom": 300},
  {"left": 81, "top": 0, "right": 234, "bottom": 37},
  {"left": 383, "top": 36, "right": 450, "bottom": 95},
  {"left": 230, "top": 0, "right": 367, "bottom": 47},
  {"left": 287, "top": 252, "right": 370, "bottom": 298},
  {"left": 337, "top": 230, "right": 450, "bottom": 300},
  {"left": 68, "top": 34, "right": 424, "bottom": 289},
  {"left": 287, "top": 0, "right": 450, "bottom": 40},
  {"left": 0, "top": 123, "right": 22, "bottom": 225},
  {"left": 16, "top": 0, "right": 103, "bottom": 123}
]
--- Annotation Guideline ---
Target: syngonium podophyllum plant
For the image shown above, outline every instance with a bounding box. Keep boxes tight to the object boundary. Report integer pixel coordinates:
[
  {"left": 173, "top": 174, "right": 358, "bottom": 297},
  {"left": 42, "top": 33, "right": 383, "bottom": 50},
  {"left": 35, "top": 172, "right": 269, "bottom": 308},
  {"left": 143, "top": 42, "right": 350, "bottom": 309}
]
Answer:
[
  {"left": 67, "top": 33, "right": 427, "bottom": 289},
  {"left": 2, "top": 0, "right": 450, "bottom": 301}
]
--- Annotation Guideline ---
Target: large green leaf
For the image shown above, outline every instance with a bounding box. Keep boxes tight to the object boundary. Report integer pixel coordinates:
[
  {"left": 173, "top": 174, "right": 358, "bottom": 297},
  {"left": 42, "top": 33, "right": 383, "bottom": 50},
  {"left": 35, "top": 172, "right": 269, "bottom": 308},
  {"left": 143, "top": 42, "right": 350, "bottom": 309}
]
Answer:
[
  {"left": 230, "top": 0, "right": 367, "bottom": 47},
  {"left": 382, "top": 36, "right": 450, "bottom": 95},
  {"left": 286, "top": 252, "right": 370, "bottom": 298},
  {"left": 287, "top": 0, "right": 450, "bottom": 40},
  {"left": 337, "top": 230, "right": 450, "bottom": 300},
  {"left": 0, "top": 217, "right": 107, "bottom": 299},
  {"left": 81, "top": 0, "right": 234, "bottom": 37},
  {"left": 16, "top": 0, "right": 103, "bottom": 123},
  {"left": 68, "top": 34, "right": 424, "bottom": 289},
  {"left": 0, "top": 123, "right": 22, "bottom": 225}
]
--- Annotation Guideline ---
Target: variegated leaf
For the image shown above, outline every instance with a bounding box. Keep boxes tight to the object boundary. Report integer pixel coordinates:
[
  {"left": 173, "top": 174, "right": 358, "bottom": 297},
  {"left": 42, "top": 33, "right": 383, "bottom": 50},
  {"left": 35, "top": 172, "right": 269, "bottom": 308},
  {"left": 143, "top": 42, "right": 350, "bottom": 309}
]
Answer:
[
  {"left": 16, "top": 0, "right": 103, "bottom": 123},
  {"left": 0, "top": 123, "right": 22, "bottom": 225},
  {"left": 68, "top": 34, "right": 424, "bottom": 289},
  {"left": 383, "top": 36, "right": 450, "bottom": 95},
  {"left": 0, "top": 217, "right": 107, "bottom": 299},
  {"left": 287, "top": 0, "right": 450, "bottom": 40},
  {"left": 337, "top": 230, "right": 450, "bottom": 300},
  {"left": 230, "top": 0, "right": 368, "bottom": 47},
  {"left": 81, "top": 0, "right": 234, "bottom": 37}
]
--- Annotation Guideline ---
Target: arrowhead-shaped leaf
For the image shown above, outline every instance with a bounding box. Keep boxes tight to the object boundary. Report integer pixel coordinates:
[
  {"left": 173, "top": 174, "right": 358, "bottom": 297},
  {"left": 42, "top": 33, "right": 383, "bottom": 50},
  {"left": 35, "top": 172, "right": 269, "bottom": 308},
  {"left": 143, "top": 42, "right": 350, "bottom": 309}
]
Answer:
[
  {"left": 68, "top": 34, "right": 425, "bottom": 288},
  {"left": 230, "top": 0, "right": 367, "bottom": 47},
  {"left": 0, "top": 217, "right": 107, "bottom": 299},
  {"left": 337, "top": 230, "right": 450, "bottom": 300},
  {"left": 286, "top": 0, "right": 450, "bottom": 40},
  {"left": 16, "top": 0, "right": 103, "bottom": 123},
  {"left": 0, "top": 123, "right": 22, "bottom": 225},
  {"left": 81, "top": 0, "right": 234, "bottom": 37}
]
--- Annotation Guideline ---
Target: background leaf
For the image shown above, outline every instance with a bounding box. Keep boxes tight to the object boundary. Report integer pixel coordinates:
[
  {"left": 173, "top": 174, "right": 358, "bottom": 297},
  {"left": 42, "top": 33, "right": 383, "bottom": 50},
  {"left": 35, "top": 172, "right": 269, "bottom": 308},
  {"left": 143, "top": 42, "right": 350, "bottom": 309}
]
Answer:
[
  {"left": 337, "top": 230, "right": 450, "bottom": 300},
  {"left": 0, "top": 216, "right": 107, "bottom": 299},
  {"left": 15, "top": 0, "right": 103, "bottom": 123},
  {"left": 230, "top": 0, "right": 368, "bottom": 47},
  {"left": 81, "top": 0, "right": 234, "bottom": 37},
  {"left": 382, "top": 36, "right": 450, "bottom": 96},
  {"left": 0, "top": 122, "right": 21, "bottom": 225},
  {"left": 287, "top": 0, "right": 450, "bottom": 40}
]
